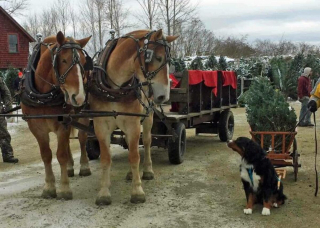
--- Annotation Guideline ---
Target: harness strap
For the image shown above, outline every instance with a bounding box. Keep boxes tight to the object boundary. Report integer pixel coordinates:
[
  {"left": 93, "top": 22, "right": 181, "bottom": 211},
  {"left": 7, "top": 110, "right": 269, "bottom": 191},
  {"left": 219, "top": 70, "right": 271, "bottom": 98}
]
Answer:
[{"left": 314, "top": 113, "right": 318, "bottom": 196}]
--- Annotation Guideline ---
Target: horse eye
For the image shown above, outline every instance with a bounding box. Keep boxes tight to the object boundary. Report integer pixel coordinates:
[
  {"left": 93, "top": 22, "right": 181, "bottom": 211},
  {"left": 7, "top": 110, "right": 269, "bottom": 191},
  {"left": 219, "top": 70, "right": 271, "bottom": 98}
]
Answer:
[
  {"left": 155, "top": 56, "right": 162, "bottom": 62},
  {"left": 62, "top": 59, "right": 67, "bottom": 64}
]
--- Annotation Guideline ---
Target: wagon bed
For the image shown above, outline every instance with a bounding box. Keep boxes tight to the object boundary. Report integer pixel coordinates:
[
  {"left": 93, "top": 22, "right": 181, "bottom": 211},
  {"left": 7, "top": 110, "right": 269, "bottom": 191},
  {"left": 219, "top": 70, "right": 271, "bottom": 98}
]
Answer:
[{"left": 87, "top": 70, "right": 238, "bottom": 164}]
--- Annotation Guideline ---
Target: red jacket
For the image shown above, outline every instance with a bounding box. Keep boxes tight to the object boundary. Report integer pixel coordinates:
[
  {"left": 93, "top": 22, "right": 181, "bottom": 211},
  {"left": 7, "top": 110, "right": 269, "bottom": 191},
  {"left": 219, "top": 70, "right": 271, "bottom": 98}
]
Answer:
[{"left": 298, "top": 76, "right": 312, "bottom": 99}]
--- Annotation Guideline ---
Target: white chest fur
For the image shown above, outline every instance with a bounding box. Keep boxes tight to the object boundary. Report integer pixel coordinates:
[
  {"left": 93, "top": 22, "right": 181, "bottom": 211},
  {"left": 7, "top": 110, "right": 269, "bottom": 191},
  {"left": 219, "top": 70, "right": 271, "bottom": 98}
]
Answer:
[{"left": 240, "top": 159, "right": 261, "bottom": 192}]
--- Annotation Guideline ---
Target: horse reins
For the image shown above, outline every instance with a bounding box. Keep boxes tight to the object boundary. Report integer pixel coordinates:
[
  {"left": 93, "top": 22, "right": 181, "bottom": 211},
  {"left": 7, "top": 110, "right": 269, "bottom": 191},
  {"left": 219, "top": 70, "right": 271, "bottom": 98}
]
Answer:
[
  {"left": 112, "top": 31, "right": 171, "bottom": 117},
  {"left": 313, "top": 113, "right": 318, "bottom": 196}
]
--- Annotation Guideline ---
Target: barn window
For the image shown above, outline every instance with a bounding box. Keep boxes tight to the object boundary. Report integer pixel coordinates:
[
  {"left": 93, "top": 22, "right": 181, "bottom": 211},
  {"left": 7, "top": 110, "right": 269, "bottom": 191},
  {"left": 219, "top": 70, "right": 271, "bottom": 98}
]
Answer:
[{"left": 8, "top": 34, "right": 18, "bottom": 53}]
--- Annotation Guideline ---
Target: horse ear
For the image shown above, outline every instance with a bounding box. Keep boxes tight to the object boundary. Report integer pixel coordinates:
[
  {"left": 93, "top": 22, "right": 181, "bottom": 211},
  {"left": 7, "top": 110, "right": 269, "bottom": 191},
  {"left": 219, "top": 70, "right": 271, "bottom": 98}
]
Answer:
[
  {"left": 154, "top": 29, "right": 163, "bottom": 39},
  {"left": 166, "top": 35, "right": 179, "bottom": 43},
  {"left": 76, "top": 36, "right": 92, "bottom": 48},
  {"left": 56, "top": 31, "right": 65, "bottom": 46}
]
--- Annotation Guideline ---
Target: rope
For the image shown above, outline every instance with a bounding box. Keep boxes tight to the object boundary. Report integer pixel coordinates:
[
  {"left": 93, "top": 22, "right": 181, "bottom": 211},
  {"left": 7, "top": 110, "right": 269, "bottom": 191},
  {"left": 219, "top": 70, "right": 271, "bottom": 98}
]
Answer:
[{"left": 314, "top": 113, "right": 318, "bottom": 196}]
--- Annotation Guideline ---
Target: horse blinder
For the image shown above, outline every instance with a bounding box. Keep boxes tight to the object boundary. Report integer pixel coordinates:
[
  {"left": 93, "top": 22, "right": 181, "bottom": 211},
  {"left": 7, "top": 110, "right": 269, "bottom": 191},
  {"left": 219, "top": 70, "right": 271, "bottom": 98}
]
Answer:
[{"left": 84, "top": 55, "right": 94, "bottom": 71}]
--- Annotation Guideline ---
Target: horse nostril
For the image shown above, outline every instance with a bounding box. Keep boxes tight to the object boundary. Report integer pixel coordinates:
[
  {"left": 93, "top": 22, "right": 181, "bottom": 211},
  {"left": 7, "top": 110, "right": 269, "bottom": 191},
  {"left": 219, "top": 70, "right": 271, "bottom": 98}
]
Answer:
[
  {"left": 71, "top": 94, "right": 78, "bottom": 105},
  {"left": 157, "top": 95, "right": 165, "bottom": 103}
]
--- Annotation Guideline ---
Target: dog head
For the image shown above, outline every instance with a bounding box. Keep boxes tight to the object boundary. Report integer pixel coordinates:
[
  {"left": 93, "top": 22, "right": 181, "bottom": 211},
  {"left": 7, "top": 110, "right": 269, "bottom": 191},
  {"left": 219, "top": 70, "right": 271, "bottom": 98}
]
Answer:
[{"left": 227, "top": 137, "right": 267, "bottom": 163}]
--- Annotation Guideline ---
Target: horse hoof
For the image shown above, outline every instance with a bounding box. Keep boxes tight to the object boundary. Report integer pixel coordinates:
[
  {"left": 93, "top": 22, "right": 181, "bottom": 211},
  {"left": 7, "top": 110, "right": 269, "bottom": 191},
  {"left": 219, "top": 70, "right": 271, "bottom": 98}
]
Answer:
[
  {"left": 57, "top": 191, "right": 73, "bottom": 200},
  {"left": 41, "top": 189, "right": 57, "bottom": 199},
  {"left": 79, "top": 169, "right": 92, "bottom": 177},
  {"left": 142, "top": 172, "right": 154, "bottom": 180},
  {"left": 68, "top": 169, "right": 75, "bottom": 177},
  {"left": 95, "top": 196, "right": 112, "bottom": 205},
  {"left": 126, "top": 172, "right": 133, "bottom": 180},
  {"left": 130, "top": 194, "right": 146, "bottom": 204}
]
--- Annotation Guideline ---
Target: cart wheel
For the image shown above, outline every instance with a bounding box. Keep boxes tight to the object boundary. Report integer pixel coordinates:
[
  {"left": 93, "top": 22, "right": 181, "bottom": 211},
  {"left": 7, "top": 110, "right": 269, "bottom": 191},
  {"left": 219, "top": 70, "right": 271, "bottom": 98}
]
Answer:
[
  {"left": 168, "top": 122, "right": 186, "bottom": 164},
  {"left": 292, "top": 138, "right": 299, "bottom": 181},
  {"left": 86, "top": 139, "right": 100, "bottom": 160},
  {"left": 218, "top": 110, "right": 234, "bottom": 142}
]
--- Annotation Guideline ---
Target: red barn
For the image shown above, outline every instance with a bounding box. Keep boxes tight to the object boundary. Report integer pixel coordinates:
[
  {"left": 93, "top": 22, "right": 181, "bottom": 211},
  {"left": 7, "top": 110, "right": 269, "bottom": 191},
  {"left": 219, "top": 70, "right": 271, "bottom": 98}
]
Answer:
[{"left": 0, "top": 6, "right": 35, "bottom": 70}]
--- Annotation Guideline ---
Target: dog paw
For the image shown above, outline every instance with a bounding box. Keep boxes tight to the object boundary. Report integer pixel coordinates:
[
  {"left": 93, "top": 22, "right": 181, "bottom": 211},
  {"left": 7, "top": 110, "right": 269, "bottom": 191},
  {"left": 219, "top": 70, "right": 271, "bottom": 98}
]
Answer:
[
  {"left": 243, "top": 208, "right": 252, "bottom": 214},
  {"left": 273, "top": 203, "right": 278, "bottom": 208},
  {"left": 262, "top": 207, "right": 270, "bottom": 215}
]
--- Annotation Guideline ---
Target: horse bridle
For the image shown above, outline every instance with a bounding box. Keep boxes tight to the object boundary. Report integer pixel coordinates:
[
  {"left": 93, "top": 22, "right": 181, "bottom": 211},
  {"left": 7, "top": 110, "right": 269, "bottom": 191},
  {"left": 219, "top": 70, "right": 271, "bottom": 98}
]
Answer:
[
  {"left": 51, "top": 42, "right": 93, "bottom": 84},
  {"left": 122, "top": 30, "right": 171, "bottom": 81}
]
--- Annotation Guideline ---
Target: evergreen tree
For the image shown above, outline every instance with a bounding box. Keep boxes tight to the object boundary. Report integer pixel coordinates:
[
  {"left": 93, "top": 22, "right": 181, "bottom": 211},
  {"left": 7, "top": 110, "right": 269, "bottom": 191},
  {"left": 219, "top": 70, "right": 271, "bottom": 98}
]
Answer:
[
  {"left": 218, "top": 55, "right": 228, "bottom": 71},
  {"left": 285, "top": 53, "right": 304, "bottom": 99},
  {"left": 304, "top": 54, "right": 320, "bottom": 81},
  {"left": 4, "top": 67, "right": 18, "bottom": 97},
  {"left": 246, "top": 77, "right": 297, "bottom": 150},
  {"left": 236, "top": 58, "right": 250, "bottom": 78},
  {"left": 189, "top": 57, "right": 204, "bottom": 70},
  {"left": 179, "top": 59, "right": 186, "bottom": 72},
  {"left": 270, "top": 56, "right": 289, "bottom": 90},
  {"left": 205, "top": 54, "right": 218, "bottom": 70}
]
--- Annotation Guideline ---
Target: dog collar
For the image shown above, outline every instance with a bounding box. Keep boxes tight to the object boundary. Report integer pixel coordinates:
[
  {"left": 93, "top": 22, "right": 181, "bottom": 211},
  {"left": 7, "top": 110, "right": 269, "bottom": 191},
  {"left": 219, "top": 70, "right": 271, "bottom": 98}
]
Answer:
[{"left": 246, "top": 168, "right": 254, "bottom": 186}]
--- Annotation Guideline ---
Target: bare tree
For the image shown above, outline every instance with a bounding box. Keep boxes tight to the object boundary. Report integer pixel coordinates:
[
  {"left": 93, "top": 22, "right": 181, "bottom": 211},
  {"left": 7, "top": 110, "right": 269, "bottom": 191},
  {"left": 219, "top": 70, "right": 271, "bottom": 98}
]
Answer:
[
  {"left": 70, "top": 0, "right": 78, "bottom": 38},
  {"left": 80, "top": 0, "right": 98, "bottom": 53},
  {"left": 53, "top": 0, "right": 70, "bottom": 35},
  {"left": 135, "top": 0, "right": 159, "bottom": 29},
  {"left": 23, "top": 13, "right": 40, "bottom": 39},
  {"left": 106, "top": 0, "right": 134, "bottom": 37},
  {"left": 158, "top": 0, "right": 197, "bottom": 36},
  {"left": 0, "top": 0, "right": 29, "bottom": 15}
]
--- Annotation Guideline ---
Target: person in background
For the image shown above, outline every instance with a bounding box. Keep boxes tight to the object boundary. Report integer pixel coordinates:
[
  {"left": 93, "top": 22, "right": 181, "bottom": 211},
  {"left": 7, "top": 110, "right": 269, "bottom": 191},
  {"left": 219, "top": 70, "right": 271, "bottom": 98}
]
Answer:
[
  {"left": 298, "top": 67, "right": 313, "bottom": 127},
  {"left": 0, "top": 77, "right": 18, "bottom": 163},
  {"left": 13, "top": 70, "right": 23, "bottom": 104}
]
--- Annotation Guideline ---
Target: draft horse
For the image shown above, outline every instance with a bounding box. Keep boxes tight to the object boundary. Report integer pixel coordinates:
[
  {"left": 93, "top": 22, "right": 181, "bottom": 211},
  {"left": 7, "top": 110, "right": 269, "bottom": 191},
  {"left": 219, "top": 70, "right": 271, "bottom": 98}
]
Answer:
[
  {"left": 20, "top": 32, "right": 91, "bottom": 199},
  {"left": 89, "top": 29, "right": 178, "bottom": 205}
]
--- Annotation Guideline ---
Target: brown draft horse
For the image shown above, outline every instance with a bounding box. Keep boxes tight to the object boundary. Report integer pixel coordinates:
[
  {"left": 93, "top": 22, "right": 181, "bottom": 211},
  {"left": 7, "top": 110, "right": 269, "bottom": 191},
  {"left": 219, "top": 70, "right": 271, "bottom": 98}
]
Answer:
[
  {"left": 21, "top": 32, "right": 91, "bottom": 200},
  {"left": 89, "top": 29, "right": 178, "bottom": 205}
]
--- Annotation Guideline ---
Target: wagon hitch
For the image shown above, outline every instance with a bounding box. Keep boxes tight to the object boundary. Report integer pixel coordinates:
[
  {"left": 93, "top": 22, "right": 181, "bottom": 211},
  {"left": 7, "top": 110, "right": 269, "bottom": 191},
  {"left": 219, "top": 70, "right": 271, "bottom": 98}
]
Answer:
[{"left": 153, "top": 106, "right": 178, "bottom": 141}]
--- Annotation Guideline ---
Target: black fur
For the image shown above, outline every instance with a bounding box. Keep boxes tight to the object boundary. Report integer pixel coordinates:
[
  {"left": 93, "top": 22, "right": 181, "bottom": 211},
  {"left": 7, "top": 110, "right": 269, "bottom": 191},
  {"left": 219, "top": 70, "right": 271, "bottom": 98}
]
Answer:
[{"left": 233, "top": 137, "right": 287, "bottom": 206}]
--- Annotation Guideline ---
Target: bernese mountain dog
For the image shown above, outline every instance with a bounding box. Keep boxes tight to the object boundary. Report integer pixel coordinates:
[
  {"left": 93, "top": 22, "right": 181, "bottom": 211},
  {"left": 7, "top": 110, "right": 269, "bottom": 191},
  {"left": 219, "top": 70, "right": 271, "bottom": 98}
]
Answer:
[{"left": 227, "top": 137, "right": 287, "bottom": 216}]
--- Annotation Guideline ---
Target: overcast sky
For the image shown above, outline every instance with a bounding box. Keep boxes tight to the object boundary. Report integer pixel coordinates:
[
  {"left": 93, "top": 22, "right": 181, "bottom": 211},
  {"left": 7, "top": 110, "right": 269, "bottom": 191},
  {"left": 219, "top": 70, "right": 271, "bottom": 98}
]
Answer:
[{"left": 13, "top": 0, "right": 320, "bottom": 45}]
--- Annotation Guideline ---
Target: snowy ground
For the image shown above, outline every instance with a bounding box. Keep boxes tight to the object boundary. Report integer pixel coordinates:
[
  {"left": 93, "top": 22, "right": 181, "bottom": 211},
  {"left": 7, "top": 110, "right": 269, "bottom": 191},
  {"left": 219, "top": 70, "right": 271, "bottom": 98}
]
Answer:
[{"left": 1, "top": 102, "right": 320, "bottom": 228}]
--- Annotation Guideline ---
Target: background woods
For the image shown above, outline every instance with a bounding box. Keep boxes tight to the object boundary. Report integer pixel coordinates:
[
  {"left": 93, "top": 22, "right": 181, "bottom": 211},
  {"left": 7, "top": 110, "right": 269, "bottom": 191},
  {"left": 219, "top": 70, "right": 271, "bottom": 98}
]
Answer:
[{"left": 2, "top": 0, "right": 320, "bottom": 100}]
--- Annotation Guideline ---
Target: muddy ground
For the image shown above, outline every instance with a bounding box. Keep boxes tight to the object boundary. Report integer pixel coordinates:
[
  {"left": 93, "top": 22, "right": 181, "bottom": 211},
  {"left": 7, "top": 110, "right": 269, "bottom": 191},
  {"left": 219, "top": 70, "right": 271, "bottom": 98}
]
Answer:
[{"left": 1, "top": 101, "right": 320, "bottom": 228}]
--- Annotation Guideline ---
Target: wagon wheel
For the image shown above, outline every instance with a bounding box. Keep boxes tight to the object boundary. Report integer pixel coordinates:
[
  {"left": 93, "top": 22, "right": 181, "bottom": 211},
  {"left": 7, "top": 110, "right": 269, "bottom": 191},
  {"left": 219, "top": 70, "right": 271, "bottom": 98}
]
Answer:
[
  {"left": 86, "top": 139, "right": 100, "bottom": 160},
  {"left": 292, "top": 138, "right": 299, "bottom": 181},
  {"left": 218, "top": 110, "right": 234, "bottom": 142},
  {"left": 168, "top": 122, "right": 186, "bottom": 164}
]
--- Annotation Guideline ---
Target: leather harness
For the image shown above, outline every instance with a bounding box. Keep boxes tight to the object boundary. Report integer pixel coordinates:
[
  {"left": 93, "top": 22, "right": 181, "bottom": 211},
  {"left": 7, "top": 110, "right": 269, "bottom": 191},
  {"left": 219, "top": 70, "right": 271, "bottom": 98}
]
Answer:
[
  {"left": 88, "top": 30, "right": 171, "bottom": 103},
  {"left": 88, "top": 39, "right": 140, "bottom": 103},
  {"left": 20, "top": 43, "right": 65, "bottom": 107}
]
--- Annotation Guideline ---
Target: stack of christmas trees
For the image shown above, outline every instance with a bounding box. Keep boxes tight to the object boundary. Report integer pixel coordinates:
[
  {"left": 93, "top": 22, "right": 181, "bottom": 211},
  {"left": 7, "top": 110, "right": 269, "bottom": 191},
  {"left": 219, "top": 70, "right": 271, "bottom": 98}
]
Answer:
[{"left": 245, "top": 77, "right": 297, "bottom": 150}]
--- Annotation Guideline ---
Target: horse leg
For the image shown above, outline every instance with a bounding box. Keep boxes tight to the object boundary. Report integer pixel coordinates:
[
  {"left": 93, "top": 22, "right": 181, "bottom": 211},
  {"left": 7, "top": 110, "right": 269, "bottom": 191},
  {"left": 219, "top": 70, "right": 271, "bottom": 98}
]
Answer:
[
  {"left": 56, "top": 127, "right": 73, "bottom": 200},
  {"left": 36, "top": 133, "right": 57, "bottom": 198},
  {"left": 95, "top": 137, "right": 112, "bottom": 205},
  {"left": 127, "top": 124, "right": 145, "bottom": 204},
  {"left": 141, "top": 113, "right": 154, "bottom": 180},
  {"left": 78, "top": 118, "right": 91, "bottom": 176},
  {"left": 67, "top": 144, "right": 74, "bottom": 177}
]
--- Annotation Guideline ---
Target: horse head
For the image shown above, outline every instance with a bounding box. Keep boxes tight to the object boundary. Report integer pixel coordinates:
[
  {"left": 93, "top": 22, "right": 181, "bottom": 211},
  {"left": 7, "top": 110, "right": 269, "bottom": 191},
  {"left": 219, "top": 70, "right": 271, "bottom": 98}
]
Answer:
[
  {"left": 53, "top": 31, "right": 91, "bottom": 107},
  {"left": 132, "top": 29, "right": 178, "bottom": 104}
]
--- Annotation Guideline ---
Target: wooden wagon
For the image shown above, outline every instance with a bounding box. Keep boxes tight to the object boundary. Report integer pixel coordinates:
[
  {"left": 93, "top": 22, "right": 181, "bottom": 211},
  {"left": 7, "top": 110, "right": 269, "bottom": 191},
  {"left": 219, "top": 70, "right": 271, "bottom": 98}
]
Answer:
[
  {"left": 86, "top": 69, "right": 238, "bottom": 164},
  {"left": 250, "top": 131, "right": 300, "bottom": 181}
]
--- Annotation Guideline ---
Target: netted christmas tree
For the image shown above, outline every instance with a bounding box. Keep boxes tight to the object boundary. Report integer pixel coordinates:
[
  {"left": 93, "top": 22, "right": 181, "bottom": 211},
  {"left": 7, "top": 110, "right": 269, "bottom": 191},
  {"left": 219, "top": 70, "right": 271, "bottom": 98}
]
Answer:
[
  {"left": 205, "top": 54, "right": 218, "bottom": 70},
  {"left": 189, "top": 57, "right": 204, "bottom": 70},
  {"left": 235, "top": 58, "right": 250, "bottom": 78},
  {"left": 218, "top": 55, "right": 228, "bottom": 71},
  {"left": 171, "top": 58, "right": 186, "bottom": 73},
  {"left": 246, "top": 77, "right": 297, "bottom": 151}
]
